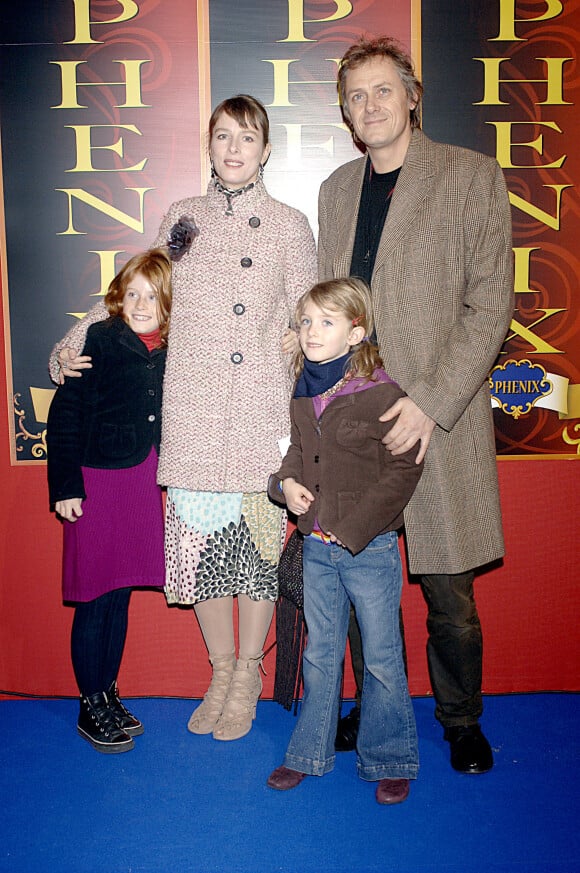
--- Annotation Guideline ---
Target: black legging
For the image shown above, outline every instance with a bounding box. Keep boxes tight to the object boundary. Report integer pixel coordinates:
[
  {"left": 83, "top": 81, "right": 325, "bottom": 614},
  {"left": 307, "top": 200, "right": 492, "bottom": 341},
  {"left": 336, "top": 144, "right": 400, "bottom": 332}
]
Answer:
[{"left": 70, "top": 588, "right": 132, "bottom": 697}]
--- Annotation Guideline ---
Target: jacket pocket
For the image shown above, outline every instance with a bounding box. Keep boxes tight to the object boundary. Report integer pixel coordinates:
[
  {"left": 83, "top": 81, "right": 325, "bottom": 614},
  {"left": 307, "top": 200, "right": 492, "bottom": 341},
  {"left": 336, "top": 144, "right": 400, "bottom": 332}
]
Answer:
[
  {"left": 335, "top": 419, "right": 371, "bottom": 449},
  {"left": 98, "top": 423, "right": 137, "bottom": 459},
  {"left": 337, "top": 491, "right": 362, "bottom": 520}
]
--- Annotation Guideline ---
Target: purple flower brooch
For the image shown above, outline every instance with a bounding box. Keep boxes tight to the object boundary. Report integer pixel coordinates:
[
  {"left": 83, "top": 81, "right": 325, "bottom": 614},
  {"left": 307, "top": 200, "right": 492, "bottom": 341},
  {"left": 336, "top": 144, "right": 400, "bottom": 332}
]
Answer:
[{"left": 167, "top": 215, "right": 199, "bottom": 262}]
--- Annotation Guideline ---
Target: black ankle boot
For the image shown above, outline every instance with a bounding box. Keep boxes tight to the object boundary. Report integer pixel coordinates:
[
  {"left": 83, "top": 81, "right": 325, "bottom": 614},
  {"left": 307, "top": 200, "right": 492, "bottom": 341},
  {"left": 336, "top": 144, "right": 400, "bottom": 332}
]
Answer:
[
  {"left": 78, "top": 692, "right": 134, "bottom": 753},
  {"left": 106, "top": 681, "right": 144, "bottom": 736},
  {"left": 335, "top": 704, "right": 360, "bottom": 752}
]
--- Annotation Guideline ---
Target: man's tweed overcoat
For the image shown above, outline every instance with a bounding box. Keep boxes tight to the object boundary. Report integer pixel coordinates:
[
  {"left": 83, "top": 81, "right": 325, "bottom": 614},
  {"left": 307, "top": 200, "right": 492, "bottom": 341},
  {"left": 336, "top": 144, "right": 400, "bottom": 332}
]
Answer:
[{"left": 318, "top": 130, "right": 514, "bottom": 575}]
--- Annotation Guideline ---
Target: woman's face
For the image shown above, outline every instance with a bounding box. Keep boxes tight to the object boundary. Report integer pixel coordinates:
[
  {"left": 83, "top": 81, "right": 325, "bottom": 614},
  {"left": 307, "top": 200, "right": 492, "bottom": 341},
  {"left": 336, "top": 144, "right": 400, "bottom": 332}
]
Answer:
[{"left": 209, "top": 111, "right": 271, "bottom": 190}]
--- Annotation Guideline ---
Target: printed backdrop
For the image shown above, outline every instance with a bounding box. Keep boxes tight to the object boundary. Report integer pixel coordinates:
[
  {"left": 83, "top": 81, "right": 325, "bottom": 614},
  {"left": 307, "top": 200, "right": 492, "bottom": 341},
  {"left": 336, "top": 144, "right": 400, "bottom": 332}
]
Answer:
[{"left": 1, "top": 0, "right": 579, "bottom": 461}]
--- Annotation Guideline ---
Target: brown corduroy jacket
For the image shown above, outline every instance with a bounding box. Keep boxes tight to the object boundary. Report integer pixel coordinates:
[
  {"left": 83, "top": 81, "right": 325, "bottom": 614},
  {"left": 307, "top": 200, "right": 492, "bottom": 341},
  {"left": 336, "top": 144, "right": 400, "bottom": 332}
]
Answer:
[{"left": 269, "top": 380, "right": 423, "bottom": 556}]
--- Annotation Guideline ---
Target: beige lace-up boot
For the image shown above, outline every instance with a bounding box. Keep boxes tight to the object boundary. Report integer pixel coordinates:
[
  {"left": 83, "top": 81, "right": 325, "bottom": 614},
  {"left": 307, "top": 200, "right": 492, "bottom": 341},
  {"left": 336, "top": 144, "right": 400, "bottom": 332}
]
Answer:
[
  {"left": 212, "top": 652, "right": 263, "bottom": 741},
  {"left": 187, "top": 653, "right": 236, "bottom": 734}
]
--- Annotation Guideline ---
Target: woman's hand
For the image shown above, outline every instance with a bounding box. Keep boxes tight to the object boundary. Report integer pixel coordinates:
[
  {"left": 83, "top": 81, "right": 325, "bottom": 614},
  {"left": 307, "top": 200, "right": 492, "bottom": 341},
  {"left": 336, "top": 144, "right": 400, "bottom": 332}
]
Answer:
[
  {"left": 57, "top": 348, "right": 93, "bottom": 384},
  {"left": 55, "top": 498, "right": 84, "bottom": 522}
]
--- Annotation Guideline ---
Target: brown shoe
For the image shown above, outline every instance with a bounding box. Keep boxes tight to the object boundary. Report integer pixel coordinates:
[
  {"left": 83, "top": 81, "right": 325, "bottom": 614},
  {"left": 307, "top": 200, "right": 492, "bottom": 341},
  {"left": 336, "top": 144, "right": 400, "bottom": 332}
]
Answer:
[
  {"left": 267, "top": 765, "right": 307, "bottom": 791},
  {"left": 375, "top": 778, "right": 410, "bottom": 805}
]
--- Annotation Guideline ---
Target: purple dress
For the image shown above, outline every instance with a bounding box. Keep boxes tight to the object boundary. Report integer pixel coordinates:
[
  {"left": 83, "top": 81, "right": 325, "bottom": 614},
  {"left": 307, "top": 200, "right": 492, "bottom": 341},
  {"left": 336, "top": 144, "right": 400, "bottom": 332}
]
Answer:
[{"left": 62, "top": 447, "right": 164, "bottom": 602}]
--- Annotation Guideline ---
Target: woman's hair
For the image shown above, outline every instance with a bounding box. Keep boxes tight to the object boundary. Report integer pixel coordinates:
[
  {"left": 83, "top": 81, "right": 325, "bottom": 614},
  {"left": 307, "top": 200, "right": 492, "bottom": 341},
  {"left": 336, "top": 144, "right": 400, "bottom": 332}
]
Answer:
[
  {"left": 292, "top": 277, "right": 383, "bottom": 381},
  {"left": 208, "top": 94, "right": 270, "bottom": 147},
  {"left": 105, "top": 248, "right": 172, "bottom": 346},
  {"left": 338, "top": 35, "right": 423, "bottom": 131}
]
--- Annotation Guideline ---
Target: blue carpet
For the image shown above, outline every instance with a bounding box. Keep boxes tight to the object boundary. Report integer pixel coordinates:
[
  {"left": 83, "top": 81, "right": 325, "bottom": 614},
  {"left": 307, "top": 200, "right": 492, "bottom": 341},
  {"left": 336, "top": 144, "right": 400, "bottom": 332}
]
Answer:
[{"left": 0, "top": 694, "right": 578, "bottom": 873}]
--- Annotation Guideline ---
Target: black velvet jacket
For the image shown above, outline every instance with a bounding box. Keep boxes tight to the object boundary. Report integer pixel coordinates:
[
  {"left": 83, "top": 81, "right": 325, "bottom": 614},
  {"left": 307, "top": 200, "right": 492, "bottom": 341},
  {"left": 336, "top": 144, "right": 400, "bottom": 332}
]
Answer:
[{"left": 47, "top": 316, "right": 166, "bottom": 505}]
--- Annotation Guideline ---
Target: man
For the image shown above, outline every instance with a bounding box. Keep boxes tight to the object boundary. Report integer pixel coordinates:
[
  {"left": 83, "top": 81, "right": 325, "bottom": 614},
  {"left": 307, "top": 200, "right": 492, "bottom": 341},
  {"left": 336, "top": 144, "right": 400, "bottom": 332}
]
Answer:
[{"left": 318, "top": 36, "right": 514, "bottom": 773}]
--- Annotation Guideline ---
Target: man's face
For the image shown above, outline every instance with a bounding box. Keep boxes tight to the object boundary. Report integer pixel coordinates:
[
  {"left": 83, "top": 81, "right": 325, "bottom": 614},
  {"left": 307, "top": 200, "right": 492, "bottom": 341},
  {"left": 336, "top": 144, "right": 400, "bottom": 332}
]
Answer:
[{"left": 344, "top": 56, "right": 416, "bottom": 163}]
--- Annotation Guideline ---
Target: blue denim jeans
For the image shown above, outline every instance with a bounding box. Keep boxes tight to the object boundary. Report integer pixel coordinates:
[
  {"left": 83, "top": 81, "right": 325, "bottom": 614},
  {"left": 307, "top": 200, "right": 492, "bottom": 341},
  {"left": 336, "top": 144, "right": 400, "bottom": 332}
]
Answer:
[{"left": 284, "top": 532, "right": 419, "bottom": 781}]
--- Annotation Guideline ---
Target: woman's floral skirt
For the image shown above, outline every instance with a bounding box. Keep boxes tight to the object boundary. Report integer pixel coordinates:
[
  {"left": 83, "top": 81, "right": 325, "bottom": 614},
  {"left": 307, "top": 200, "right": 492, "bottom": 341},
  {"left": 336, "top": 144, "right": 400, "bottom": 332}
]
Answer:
[{"left": 164, "top": 489, "right": 285, "bottom": 605}]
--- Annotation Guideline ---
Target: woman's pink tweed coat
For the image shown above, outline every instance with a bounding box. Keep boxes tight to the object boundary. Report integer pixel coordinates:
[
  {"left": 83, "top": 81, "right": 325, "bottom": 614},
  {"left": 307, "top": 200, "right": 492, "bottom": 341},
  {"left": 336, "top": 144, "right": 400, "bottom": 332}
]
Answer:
[{"left": 152, "top": 180, "right": 317, "bottom": 492}]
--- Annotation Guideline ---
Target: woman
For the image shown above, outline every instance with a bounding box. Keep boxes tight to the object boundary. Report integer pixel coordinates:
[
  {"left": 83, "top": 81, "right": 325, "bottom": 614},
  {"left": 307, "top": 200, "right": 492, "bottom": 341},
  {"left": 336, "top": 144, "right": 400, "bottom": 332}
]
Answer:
[{"left": 50, "top": 95, "right": 317, "bottom": 741}]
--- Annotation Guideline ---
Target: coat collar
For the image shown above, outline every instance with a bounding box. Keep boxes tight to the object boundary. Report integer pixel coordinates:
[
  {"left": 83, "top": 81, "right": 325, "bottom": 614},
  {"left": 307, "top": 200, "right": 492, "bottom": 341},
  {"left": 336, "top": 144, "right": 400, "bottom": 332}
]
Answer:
[
  {"left": 374, "top": 129, "right": 437, "bottom": 271},
  {"left": 109, "top": 315, "right": 163, "bottom": 359},
  {"left": 294, "top": 390, "right": 360, "bottom": 422},
  {"left": 205, "top": 176, "right": 269, "bottom": 216},
  {"left": 332, "top": 129, "right": 438, "bottom": 278}
]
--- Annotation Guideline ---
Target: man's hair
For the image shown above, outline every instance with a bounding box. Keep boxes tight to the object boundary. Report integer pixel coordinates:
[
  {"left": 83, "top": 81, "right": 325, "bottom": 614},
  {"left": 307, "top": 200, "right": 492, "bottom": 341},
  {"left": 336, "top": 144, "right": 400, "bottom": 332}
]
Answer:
[{"left": 338, "top": 35, "right": 423, "bottom": 132}]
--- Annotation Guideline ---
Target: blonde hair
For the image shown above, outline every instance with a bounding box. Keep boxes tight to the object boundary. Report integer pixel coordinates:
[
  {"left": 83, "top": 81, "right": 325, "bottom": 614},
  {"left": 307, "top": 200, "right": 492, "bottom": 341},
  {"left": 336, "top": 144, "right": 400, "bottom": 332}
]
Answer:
[
  {"left": 292, "top": 277, "right": 383, "bottom": 381},
  {"left": 105, "top": 248, "right": 172, "bottom": 346}
]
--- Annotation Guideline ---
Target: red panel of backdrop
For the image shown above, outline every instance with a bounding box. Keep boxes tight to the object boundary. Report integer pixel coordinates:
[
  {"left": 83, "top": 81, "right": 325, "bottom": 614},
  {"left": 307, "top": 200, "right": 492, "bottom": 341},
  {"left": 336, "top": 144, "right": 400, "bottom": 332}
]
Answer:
[{"left": 1, "top": 0, "right": 579, "bottom": 699}]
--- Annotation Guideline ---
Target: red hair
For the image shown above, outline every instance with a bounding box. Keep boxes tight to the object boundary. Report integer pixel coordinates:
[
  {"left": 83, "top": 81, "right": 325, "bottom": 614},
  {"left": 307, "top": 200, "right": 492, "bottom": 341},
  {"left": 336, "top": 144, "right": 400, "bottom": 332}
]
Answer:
[{"left": 105, "top": 249, "right": 172, "bottom": 346}]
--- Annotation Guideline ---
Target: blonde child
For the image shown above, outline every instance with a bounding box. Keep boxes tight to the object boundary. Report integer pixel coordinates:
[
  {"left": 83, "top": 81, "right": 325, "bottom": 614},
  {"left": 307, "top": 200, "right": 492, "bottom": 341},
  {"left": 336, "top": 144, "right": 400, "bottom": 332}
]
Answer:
[
  {"left": 47, "top": 249, "right": 171, "bottom": 753},
  {"left": 267, "top": 277, "right": 422, "bottom": 804}
]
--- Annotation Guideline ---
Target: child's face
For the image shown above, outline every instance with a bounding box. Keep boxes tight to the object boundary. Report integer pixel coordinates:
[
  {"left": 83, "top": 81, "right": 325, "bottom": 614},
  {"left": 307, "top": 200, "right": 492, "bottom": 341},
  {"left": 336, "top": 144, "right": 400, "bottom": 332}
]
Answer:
[
  {"left": 298, "top": 300, "right": 362, "bottom": 365},
  {"left": 121, "top": 272, "right": 160, "bottom": 334}
]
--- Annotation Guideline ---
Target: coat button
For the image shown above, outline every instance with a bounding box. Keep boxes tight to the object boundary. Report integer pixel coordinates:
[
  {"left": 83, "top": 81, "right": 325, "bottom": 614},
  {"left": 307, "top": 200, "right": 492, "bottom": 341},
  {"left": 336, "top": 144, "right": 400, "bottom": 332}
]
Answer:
[
  {"left": 240, "top": 257, "right": 252, "bottom": 268},
  {"left": 249, "top": 216, "right": 260, "bottom": 228},
  {"left": 315, "top": 484, "right": 320, "bottom": 492},
  {"left": 146, "top": 362, "right": 155, "bottom": 369},
  {"left": 148, "top": 389, "right": 155, "bottom": 396},
  {"left": 314, "top": 455, "right": 319, "bottom": 463},
  {"left": 231, "top": 352, "right": 243, "bottom": 364},
  {"left": 233, "top": 303, "right": 246, "bottom": 316},
  {"left": 148, "top": 414, "right": 156, "bottom": 422}
]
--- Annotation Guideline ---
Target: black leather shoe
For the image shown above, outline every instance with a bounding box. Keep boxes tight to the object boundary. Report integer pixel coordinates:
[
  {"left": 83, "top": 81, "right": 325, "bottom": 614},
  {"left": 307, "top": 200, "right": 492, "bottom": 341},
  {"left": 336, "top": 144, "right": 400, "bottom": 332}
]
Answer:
[
  {"left": 78, "top": 692, "right": 134, "bottom": 754},
  {"left": 444, "top": 724, "right": 493, "bottom": 774},
  {"left": 106, "top": 681, "right": 144, "bottom": 736},
  {"left": 335, "top": 705, "right": 360, "bottom": 752}
]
